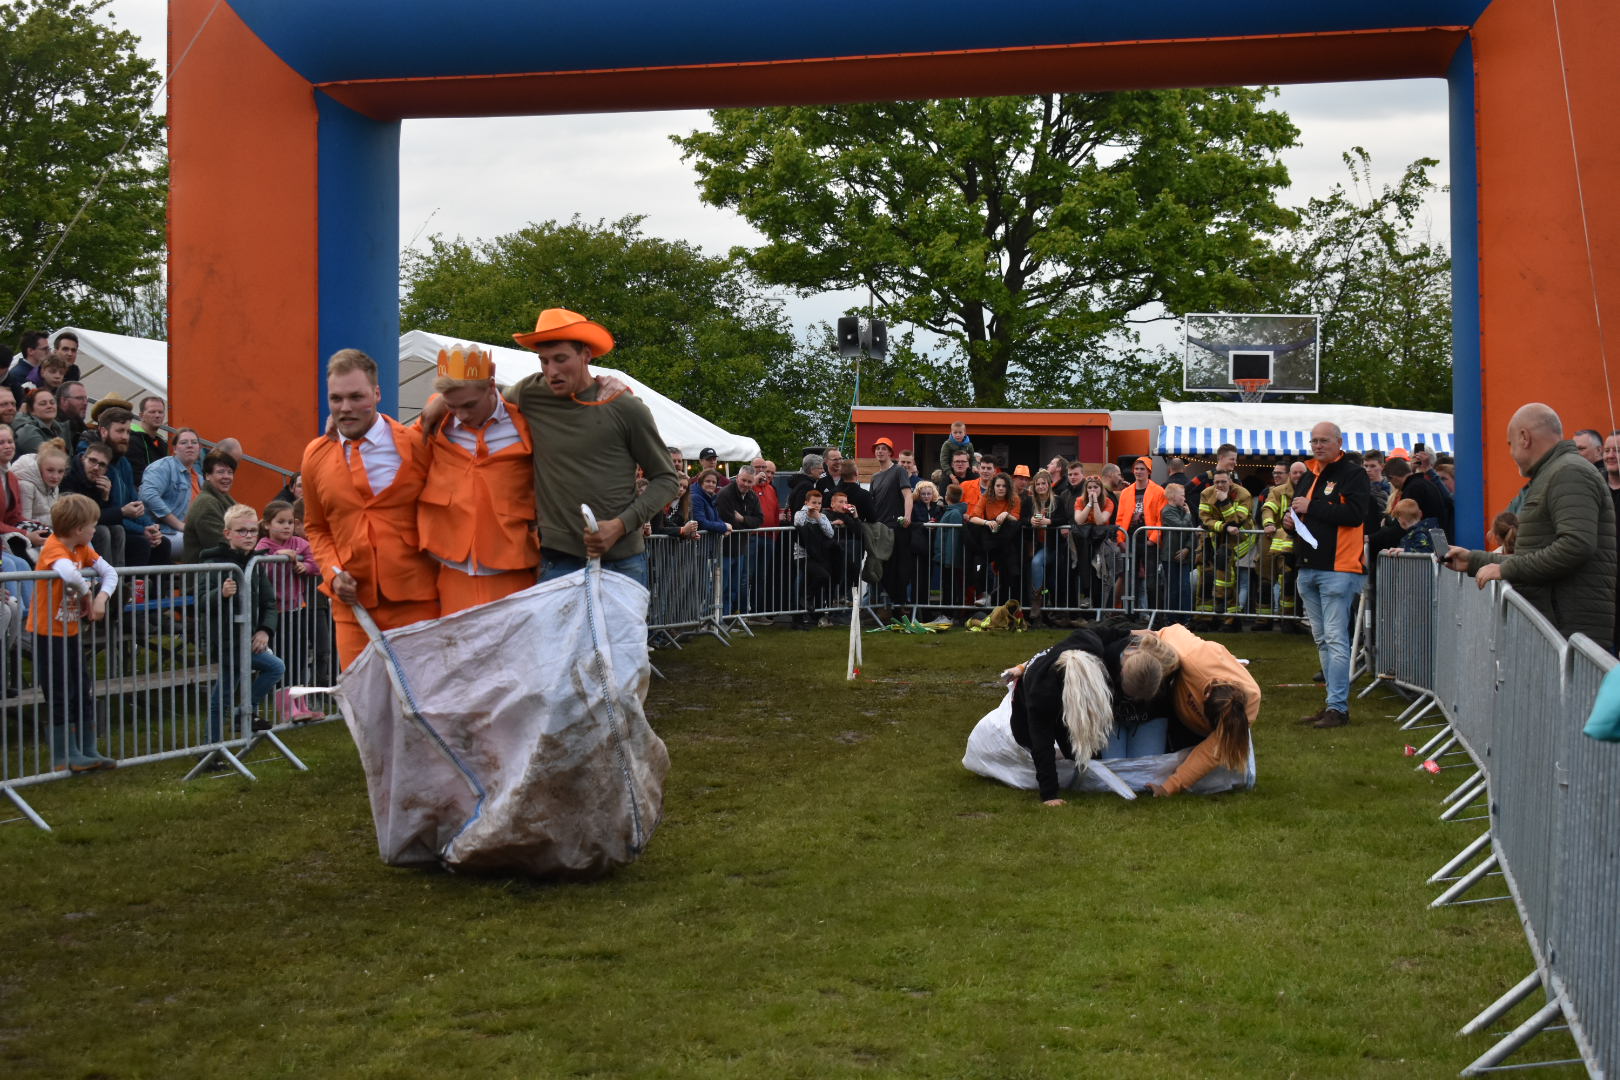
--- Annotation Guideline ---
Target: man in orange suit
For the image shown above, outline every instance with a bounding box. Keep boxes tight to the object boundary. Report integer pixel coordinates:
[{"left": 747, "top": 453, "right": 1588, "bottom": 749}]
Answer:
[
  {"left": 418, "top": 346, "right": 540, "bottom": 615},
  {"left": 302, "top": 349, "right": 440, "bottom": 668}
]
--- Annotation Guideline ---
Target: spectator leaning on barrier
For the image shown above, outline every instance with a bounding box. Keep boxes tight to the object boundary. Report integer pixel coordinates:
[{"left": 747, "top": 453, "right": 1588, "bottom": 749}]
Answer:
[
  {"left": 788, "top": 452, "right": 822, "bottom": 512},
  {"left": 714, "top": 463, "right": 763, "bottom": 617},
  {"left": 868, "top": 437, "right": 914, "bottom": 617},
  {"left": 1115, "top": 456, "right": 1166, "bottom": 610},
  {"left": 1258, "top": 463, "right": 1298, "bottom": 623},
  {"left": 1293, "top": 421, "right": 1371, "bottom": 729},
  {"left": 815, "top": 446, "right": 844, "bottom": 501},
  {"left": 688, "top": 468, "right": 731, "bottom": 536},
  {"left": 200, "top": 503, "right": 286, "bottom": 740},
  {"left": 1198, "top": 468, "right": 1253, "bottom": 627},
  {"left": 1605, "top": 431, "right": 1620, "bottom": 651},
  {"left": 1444, "top": 403, "right": 1617, "bottom": 650}
]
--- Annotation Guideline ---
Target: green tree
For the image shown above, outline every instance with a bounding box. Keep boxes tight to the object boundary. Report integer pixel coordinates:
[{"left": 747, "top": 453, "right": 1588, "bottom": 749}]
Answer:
[
  {"left": 0, "top": 0, "right": 166, "bottom": 338},
  {"left": 675, "top": 92, "right": 1299, "bottom": 407},
  {"left": 400, "top": 215, "right": 819, "bottom": 461},
  {"left": 1268, "top": 149, "right": 1452, "bottom": 410}
]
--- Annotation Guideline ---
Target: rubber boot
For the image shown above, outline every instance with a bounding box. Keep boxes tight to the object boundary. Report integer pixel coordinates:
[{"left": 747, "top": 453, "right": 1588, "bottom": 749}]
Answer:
[
  {"left": 49, "top": 722, "right": 71, "bottom": 773},
  {"left": 69, "top": 723, "right": 113, "bottom": 772}
]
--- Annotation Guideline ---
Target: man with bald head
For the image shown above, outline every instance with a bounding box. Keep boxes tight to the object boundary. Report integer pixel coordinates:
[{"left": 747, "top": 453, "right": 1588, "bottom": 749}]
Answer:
[
  {"left": 1444, "top": 403, "right": 1615, "bottom": 649},
  {"left": 1292, "top": 421, "right": 1371, "bottom": 728}
]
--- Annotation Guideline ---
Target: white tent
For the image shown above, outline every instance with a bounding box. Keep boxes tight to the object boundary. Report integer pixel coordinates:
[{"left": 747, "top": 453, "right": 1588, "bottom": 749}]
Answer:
[
  {"left": 1156, "top": 399, "right": 1453, "bottom": 457},
  {"left": 56, "top": 327, "right": 168, "bottom": 406},
  {"left": 399, "top": 330, "right": 761, "bottom": 461},
  {"left": 39, "top": 328, "right": 762, "bottom": 463}
]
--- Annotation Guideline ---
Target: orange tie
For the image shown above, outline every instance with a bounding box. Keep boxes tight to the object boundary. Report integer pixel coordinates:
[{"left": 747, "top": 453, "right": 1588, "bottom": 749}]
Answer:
[
  {"left": 348, "top": 438, "right": 372, "bottom": 497},
  {"left": 470, "top": 420, "right": 492, "bottom": 458}
]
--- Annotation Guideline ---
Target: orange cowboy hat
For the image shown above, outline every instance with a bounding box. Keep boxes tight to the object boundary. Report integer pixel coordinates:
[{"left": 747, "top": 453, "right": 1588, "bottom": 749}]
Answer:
[{"left": 512, "top": 307, "right": 615, "bottom": 356}]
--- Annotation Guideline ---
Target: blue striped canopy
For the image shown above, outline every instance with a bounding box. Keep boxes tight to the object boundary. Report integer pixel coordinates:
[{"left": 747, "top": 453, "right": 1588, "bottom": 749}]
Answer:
[{"left": 1156, "top": 426, "right": 1454, "bottom": 456}]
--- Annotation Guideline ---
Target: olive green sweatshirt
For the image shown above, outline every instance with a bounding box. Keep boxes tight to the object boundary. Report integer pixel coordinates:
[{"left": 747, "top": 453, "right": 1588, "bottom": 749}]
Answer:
[{"left": 506, "top": 376, "right": 680, "bottom": 561}]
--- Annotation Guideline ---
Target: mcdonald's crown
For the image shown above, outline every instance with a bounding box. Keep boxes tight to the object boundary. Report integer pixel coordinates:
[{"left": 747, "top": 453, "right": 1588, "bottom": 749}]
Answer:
[{"left": 436, "top": 345, "right": 493, "bottom": 381}]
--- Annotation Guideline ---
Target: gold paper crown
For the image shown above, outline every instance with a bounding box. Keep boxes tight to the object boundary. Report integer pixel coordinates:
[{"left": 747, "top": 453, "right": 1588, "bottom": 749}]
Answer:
[{"left": 436, "top": 345, "right": 494, "bottom": 382}]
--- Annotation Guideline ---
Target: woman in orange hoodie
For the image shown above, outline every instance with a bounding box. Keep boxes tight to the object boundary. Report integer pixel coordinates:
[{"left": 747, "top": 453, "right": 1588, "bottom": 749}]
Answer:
[{"left": 967, "top": 472, "right": 1023, "bottom": 605}]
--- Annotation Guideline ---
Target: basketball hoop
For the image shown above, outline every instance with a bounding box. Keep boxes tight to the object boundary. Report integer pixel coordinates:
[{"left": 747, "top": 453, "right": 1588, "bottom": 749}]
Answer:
[{"left": 1234, "top": 378, "right": 1270, "bottom": 403}]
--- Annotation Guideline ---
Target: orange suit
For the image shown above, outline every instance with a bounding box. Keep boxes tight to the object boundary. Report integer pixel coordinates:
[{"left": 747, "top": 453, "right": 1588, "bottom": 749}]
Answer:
[
  {"left": 419, "top": 408, "right": 540, "bottom": 615},
  {"left": 302, "top": 416, "right": 440, "bottom": 668}
]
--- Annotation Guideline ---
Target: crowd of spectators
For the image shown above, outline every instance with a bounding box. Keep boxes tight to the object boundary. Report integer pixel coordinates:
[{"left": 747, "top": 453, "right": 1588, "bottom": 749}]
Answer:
[
  {"left": 4, "top": 326, "right": 1615, "bottom": 667},
  {"left": 642, "top": 426, "right": 1456, "bottom": 636}
]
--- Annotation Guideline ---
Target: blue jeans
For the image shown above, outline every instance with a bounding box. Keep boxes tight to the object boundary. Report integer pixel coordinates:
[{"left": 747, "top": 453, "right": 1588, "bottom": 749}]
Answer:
[
  {"left": 1030, "top": 547, "right": 1049, "bottom": 595},
  {"left": 1298, "top": 569, "right": 1362, "bottom": 713},
  {"left": 208, "top": 648, "right": 286, "bottom": 741},
  {"left": 2, "top": 551, "right": 34, "bottom": 618},
  {"left": 1100, "top": 716, "right": 1169, "bottom": 760},
  {"left": 539, "top": 550, "right": 649, "bottom": 589},
  {"left": 722, "top": 536, "right": 754, "bottom": 615}
]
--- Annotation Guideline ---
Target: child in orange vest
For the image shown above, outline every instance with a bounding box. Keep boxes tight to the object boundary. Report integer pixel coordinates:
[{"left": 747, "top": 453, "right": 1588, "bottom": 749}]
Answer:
[{"left": 28, "top": 493, "right": 118, "bottom": 772}]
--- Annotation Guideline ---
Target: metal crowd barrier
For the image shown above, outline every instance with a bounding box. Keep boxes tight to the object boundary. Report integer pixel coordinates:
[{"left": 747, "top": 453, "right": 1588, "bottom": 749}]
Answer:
[
  {"left": 1, "top": 561, "right": 324, "bottom": 831},
  {"left": 1368, "top": 553, "right": 1439, "bottom": 696},
  {"left": 1364, "top": 557, "right": 1618, "bottom": 1077},
  {"left": 644, "top": 520, "right": 1306, "bottom": 634}
]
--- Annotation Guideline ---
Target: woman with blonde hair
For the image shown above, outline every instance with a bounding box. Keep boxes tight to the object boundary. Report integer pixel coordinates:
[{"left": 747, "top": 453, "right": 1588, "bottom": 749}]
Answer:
[{"left": 1120, "top": 626, "right": 1258, "bottom": 797}]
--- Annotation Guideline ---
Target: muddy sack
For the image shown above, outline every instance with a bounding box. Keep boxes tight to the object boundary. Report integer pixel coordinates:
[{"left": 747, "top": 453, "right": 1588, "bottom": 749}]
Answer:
[{"left": 336, "top": 565, "right": 669, "bottom": 879}]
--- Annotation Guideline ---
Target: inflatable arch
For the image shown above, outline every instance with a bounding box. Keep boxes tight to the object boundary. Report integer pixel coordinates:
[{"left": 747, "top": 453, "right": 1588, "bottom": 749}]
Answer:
[{"left": 168, "top": 0, "right": 1620, "bottom": 541}]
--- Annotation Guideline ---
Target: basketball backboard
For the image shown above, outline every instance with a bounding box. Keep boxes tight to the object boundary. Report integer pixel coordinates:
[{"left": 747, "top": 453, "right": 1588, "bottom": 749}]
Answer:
[{"left": 1182, "top": 312, "right": 1320, "bottom": 394}]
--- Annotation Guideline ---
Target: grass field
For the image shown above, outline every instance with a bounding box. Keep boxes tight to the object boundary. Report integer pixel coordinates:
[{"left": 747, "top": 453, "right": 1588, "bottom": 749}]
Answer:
[{"left": 0, "top": 625, "right": 1581, "bottom": 1078}]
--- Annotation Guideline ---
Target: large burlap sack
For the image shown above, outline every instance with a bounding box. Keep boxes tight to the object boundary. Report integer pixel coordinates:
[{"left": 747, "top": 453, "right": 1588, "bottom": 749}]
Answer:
[
  {"left": 336, "top": 565, "right": 668, "bottom": 879},
  {"left": 962, "top": 687, "right": 1255, "bottom": 796}
]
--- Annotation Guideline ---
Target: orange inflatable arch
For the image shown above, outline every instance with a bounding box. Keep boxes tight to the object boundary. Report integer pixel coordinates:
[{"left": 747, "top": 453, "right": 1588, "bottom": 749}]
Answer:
[{"left": 167, "top": 0, "right": 1620, "bottom": 541}]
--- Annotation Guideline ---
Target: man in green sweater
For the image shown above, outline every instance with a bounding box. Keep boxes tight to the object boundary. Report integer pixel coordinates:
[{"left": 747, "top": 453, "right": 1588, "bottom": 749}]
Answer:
[
  {"left": 1445, "top": 402, "right": 1616, "bottom": 649},
  {"left": 507, "top": 309, "right": 680, "bottom": 587}
]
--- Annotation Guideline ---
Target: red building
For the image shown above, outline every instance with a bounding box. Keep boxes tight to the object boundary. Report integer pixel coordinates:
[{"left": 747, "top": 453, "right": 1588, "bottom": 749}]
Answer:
[{"left": 850, "top": 406, "right": 1143, "bottom": 478}]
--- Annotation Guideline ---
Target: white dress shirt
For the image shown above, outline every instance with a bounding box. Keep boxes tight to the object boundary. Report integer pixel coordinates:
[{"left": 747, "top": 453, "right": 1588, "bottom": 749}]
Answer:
[
  {"left": 443, "top": 397, "right": 522, "bottom": 456},
  {"left": 346, "top": 413, "right": 403, "bottom": 494}
]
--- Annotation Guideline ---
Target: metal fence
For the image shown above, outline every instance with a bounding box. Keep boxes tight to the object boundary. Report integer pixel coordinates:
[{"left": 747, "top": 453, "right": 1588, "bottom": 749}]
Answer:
[
  {"left": 645, "top": 521, "right": 1306, "bottom": 638},
  {"left": 1, "top": 559, "right": 336, "bottom": 831},
  {"left": 1368, "top": 551, "right": 1618, "bottom": 1077}
]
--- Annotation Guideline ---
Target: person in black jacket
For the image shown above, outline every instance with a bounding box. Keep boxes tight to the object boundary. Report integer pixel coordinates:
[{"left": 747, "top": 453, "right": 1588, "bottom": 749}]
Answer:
[
  {"left": 714, "top": 464, "right": 764, "bottom": 616},
  {"left": 200, "top": 504, "right": 284, "bottom": 742},
  {"left": 1292, "top": 423, "right": 1371, "bottom": 729},
  {"left": 1007, "top": 628, "right": 1117, "bottom": 804}
]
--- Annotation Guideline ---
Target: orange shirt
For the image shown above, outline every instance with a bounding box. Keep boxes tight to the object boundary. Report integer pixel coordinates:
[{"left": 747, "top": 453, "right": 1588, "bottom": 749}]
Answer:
[
  {"left": 978, "top": 495, "right": 1021, "bottom": 522},
  {"left": 1155, "top": 624, "right": 1260, "bottom": 795},
  {"left": 27, "top": 535, "right": 104, "bottom": 638}
]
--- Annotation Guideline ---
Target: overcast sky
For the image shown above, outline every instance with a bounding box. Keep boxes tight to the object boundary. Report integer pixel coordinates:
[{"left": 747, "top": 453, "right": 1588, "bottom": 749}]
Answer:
[{"left": 107, "top": 0, "right": 1450, "bottom": 354}]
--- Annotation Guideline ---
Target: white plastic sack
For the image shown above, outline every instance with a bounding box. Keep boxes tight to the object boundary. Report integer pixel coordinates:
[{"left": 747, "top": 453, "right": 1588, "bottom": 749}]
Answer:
[
  {"left": 336, "top": 565, "right": 669, "bottom": 879},
  {"left": 962, "top": 687, "right": 1255, "bottom": 796}
]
